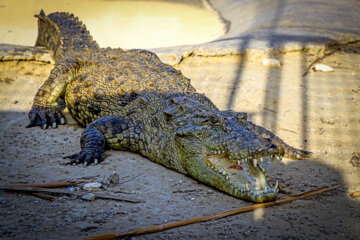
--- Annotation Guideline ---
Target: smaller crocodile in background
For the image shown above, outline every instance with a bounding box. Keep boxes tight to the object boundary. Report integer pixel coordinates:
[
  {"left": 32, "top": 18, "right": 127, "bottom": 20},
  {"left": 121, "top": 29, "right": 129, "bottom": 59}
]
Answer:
[{"left": 27, "top": 10, "right": 311, "bottom": 202}]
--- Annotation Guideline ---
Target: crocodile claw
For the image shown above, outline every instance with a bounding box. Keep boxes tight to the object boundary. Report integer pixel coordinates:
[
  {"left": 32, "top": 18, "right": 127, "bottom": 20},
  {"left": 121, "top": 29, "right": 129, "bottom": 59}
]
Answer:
[
  {"left": 26, "top": 106, "right": 66, "bottom": 129},
  {"left": 64, "top": 149, "right": 103, "bottom": 166}
]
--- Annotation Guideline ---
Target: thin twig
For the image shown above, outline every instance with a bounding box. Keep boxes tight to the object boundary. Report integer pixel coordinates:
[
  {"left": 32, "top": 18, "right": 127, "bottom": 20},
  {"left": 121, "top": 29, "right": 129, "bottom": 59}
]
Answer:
[
  {"left": 5, "top": 180, "right": 92, "bottom": 188},
  {"left": 3, "top": 181, "right": 92, "bottom": 201},
  {"left": 72, "top": 184, "right": 341, "bottom": 240},
  {"left": 29, "top": 192, "right": 56, "bottom": 201},
  {"left": 0, "top": 186, "right": 145, "bottom": 203},
  {"left": 119, "top": 174, "right": 142, "bottom": 185}
]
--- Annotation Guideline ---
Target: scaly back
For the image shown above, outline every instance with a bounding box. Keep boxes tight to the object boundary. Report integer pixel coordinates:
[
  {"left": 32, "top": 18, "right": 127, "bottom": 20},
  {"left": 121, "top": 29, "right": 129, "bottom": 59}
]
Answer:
[{"left": 35, "top": 10, "right": 99, "bottom": 62}]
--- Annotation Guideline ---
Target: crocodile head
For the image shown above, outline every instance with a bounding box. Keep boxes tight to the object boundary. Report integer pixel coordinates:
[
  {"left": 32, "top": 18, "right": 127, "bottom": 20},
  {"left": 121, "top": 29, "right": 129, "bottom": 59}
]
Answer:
[{"left": 167, "top": 97, "right": 283, "bottom": 202}]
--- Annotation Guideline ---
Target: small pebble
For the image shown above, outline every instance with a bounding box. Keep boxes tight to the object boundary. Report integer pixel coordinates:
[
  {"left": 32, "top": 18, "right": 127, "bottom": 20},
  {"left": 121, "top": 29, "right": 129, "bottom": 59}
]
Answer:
[
  {"left": 83, "top": 182, "right": 102, "bottom": 191},
  {"left": 82, "top": 193, "right": 96, "bottom": 201},
  {"left": 263, "top": 58, "right": 281, "bottom": 67},
  {"left": 314, "top": 64, "right": 334, "bottom": 72}
]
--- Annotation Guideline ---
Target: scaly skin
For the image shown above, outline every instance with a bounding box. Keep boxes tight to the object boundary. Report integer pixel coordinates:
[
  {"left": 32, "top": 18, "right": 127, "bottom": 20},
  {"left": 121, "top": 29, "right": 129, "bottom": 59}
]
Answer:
[{"left": 27, "top": 10, "right": 311, "bottom": 202}]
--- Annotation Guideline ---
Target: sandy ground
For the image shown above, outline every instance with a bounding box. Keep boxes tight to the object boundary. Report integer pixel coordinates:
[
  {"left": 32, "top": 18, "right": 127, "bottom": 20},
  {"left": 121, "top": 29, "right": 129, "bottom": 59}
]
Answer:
[{"left": 0, "top": 0, "right": 360, "bottom": 239}]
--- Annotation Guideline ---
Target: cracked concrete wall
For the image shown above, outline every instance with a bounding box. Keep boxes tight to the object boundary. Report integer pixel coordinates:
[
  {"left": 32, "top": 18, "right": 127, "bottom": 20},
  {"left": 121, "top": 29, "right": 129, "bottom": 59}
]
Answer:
[{"left": 154, "top": 0, "right": 360, "bottom": 65}]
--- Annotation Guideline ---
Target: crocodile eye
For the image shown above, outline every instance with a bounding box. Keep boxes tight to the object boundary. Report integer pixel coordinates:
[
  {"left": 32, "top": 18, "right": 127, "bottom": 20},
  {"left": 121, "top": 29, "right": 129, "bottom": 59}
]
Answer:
[
  {"left": 202, "top": 116, "right": 219, "bottom": 125},
  {"left": 210, "top": 117, "right": 219, "bottom": 124},
  {"left": 236, "top": 112, "right": 247, "bottom": 122},
  {"left": 200, "top": 117, "right": 218, "bottom": 125}
]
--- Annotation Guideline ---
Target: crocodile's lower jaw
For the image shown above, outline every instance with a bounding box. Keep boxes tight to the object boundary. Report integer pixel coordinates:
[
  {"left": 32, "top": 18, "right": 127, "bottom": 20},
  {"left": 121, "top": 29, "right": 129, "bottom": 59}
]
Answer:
[{"left": 204, "top": 151, "right": 281, "bottom": 202}]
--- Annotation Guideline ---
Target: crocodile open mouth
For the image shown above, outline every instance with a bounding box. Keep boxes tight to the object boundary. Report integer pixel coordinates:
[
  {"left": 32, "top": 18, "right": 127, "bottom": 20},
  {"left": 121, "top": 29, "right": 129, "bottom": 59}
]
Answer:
[{"left": 203, "top": 149, "right": 282, "bottom": 200}]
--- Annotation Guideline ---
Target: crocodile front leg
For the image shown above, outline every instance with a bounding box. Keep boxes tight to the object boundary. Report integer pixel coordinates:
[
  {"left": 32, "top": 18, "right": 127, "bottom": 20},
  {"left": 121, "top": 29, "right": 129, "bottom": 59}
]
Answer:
[
  {"left": 27, "top": 58, "right": 79, "bottom": 129},
  {"left": 64, "top": 116, "right": 144, "bottom": 166}
]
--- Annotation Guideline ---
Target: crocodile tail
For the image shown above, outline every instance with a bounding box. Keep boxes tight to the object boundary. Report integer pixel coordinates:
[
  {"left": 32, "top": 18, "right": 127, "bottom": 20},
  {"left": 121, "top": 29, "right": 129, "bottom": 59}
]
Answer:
[{"left": 35, "top": 9, "right": 99, "bottom": 62}]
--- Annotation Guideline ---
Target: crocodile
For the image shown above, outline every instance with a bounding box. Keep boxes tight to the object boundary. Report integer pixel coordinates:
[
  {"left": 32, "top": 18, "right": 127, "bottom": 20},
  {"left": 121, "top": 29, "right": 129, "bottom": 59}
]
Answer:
[{"left": 27, "top": 10, "right": 311, "bottom": 202}]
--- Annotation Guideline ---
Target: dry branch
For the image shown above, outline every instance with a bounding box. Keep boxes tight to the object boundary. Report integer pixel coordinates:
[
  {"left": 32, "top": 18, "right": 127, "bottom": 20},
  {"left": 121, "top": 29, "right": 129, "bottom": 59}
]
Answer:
[
  {"left": 29, "top": 192, "right": 56, "bottom": 201},
  {"left": 5, "top": 180, "right": 92, "bottom": 188},
  {"left": 0, "top": 186, "right": 145, "bottom": 203},
  {"left": 72, "top": 184, "right": 341, "bottom": 240},
  {"left": 2, "top": 181, "right": 93, "bottom": 201}
]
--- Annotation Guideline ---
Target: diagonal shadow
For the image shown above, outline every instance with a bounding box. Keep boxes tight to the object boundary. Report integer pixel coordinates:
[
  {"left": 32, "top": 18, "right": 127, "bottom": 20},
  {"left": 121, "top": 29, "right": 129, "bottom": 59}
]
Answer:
[{"left": 260, "top": 0, "right": 286, "bottom": 132}]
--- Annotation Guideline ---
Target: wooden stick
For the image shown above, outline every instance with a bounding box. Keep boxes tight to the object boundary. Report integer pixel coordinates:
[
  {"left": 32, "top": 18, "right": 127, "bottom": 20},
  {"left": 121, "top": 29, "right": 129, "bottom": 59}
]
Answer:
[
  {"left": 3, "top": 181, "right": 92, "bottom": 201},
  {"left": 72, "top": 184, "right": 341, "bottom": 240},
  {"left": 29, "top": 192, "right": 56, "bottom": 201},
  {"left": 350, "top": 191, "right": 360, "bottom": 198},
  {"left": 0, "top": 186, "right": 145, "bottom": 203},
  {"left": 5, "top": 180, "right": 92, "bottom": 188}
]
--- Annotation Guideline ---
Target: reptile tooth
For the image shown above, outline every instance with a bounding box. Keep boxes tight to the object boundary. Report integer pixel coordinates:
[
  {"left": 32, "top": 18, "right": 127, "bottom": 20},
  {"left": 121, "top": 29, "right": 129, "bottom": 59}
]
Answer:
[
  {"left": 264, "top": 186, "right": 268, "bottom": 193},
  {"left": 246, "top": 183, "right": 250, "bottom": 191},
  {"left": 253, "top": 158, "right": 258, "bottom": 167},
  {"left": 237, "top": 160, "right": 240, "bottom": 165},
  {"left": 226, "top": 176, "right": 229, "bottom": 180},
  {"left": 260, "top": 157, "right": 263, "bottom": 162},
  {"left": 275, "top": 181, "right": 279, "bottom": 190}
]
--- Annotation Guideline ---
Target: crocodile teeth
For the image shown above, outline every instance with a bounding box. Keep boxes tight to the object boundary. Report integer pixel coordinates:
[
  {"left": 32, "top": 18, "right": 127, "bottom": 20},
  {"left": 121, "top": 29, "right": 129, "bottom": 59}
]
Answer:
[
  {"left": 226, "top": 176, "right": 229, "bottom": 180},
  {"left": 264, "top": 186, "right": 268, "bottom": 193},
  {"left": 222, "top": 170, "right": 226, "bottom": 175},
  {"left": 252, "top": 158, "right": 258, "bottom": 167},
  {"left": 260, "top": 157, "right": 263, "bottom": 162},
  {"left": 237, "top": 160, "right": 240, "bottom": 165},
  {"left": 246, "top": 183, "right": 250, "bottom": 191},
  {"left": 275, "top": 181, "right": 279, "bottom": 190}
]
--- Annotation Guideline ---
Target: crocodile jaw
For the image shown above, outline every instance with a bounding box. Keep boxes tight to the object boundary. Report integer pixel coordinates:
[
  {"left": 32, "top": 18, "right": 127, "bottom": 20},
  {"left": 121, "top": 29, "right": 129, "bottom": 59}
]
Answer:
[{"left": 203, "top": 149, "right": 282, "bottom": 202}]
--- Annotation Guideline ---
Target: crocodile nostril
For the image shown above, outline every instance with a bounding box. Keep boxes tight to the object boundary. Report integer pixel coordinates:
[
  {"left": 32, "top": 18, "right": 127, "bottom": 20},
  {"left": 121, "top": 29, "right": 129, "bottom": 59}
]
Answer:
[{"left": 269, "top": 143, "right": 277, "bottom": 149}]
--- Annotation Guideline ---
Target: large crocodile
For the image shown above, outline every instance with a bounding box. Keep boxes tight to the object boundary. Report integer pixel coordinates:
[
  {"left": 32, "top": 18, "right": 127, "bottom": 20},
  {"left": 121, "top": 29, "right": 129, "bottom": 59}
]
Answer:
[{"left": 27, "top": 10, "right": 310, "bottom": 202}]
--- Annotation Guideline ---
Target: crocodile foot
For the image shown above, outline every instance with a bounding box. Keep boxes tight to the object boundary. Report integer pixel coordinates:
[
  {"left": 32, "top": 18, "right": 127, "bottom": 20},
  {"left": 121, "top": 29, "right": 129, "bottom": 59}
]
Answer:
[
  {"left": 64, "top": 149, "right": 103, "bottom": 167},
  {"left": 26, "top": 106, "right": 66, "bottom": 129}
]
